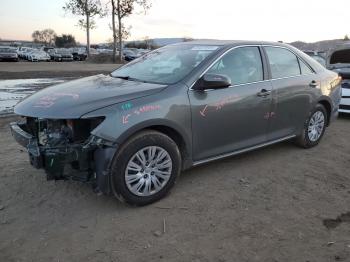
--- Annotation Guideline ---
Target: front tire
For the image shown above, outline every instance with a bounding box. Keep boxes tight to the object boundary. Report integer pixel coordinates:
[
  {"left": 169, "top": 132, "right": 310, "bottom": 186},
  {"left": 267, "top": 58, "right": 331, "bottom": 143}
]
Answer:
[
  {"left": 110, "top": 130, "right": 181, "bottom": 206},
  {"left": 295, "top": 103, "right": 327, "bottom": 148}
]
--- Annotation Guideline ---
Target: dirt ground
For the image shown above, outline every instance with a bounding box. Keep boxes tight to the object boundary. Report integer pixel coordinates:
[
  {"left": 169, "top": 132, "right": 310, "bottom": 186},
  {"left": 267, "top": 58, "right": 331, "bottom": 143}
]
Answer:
[
  {"left": 0, "top": 62, "right": 120, "bottom": 79},
  {"left": 0, "top": 113, "right": 350, "bottom": 262}
]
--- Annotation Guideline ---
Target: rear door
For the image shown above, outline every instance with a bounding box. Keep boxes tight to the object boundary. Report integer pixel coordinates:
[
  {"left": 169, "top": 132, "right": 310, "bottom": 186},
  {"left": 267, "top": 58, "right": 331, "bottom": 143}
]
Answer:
[
  {"left": 189, "top": 46, "right": 273, "bottom": 161},
  {"left": 263, "top": 46, "right": 319, "bottom": 140}
]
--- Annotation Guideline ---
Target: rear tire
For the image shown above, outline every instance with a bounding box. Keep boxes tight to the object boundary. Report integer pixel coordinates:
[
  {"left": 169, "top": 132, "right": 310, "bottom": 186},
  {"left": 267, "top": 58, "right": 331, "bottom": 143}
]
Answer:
[
  {"left": 110, "top": 130, "right": 181, "bottom": 206},
  {"left": 295, "top": 103, "right": 327, "bottom": 148}
]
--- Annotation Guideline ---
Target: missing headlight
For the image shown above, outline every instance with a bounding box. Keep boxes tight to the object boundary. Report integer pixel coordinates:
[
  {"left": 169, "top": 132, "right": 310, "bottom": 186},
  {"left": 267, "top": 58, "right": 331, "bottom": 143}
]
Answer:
[{"left": 25, "top": 117, "right": 105, "bottom": 146}]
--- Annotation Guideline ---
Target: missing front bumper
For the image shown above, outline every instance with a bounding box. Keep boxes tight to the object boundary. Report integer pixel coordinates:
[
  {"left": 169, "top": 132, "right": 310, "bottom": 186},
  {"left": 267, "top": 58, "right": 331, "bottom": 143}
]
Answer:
[{"left": 10, "top": 121, "right": 117, "bottom": 194}]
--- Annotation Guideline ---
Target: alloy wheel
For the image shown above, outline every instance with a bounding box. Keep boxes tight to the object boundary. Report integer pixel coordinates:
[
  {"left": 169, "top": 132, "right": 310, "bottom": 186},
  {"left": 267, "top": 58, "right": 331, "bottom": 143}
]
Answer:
[
  {"left": 307, "top": 111, "right": 325, "bottom": 142},
  {"left": 125, "top": 146, "right": 173, "bottom": 196}
]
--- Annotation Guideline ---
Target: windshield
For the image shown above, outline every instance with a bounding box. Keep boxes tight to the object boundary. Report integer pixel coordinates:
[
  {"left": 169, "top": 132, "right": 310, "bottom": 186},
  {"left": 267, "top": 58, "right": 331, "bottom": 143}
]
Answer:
[
  {"left": 111, "top": 44, "right": 220, "bottom": 84},
  {"left": 57, "top": 50, "right": 71, "bottom": 54}
]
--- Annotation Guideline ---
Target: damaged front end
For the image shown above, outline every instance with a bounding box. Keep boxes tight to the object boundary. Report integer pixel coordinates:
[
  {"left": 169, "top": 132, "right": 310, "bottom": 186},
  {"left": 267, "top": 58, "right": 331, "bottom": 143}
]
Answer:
[
  {"left": 10, "top": 117, "right": 117, "bottom": 194},
  {"left": 328, "top": 47, "right": 350, "bottom": 112}
]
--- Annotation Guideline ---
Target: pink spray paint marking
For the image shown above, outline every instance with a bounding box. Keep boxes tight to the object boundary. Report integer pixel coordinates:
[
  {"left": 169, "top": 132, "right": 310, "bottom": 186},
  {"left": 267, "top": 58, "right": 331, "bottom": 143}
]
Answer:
[
  {"left": 33, "top": 93, "right": 79, "bottom": 108},
  {"left": 122, "top": 114, "right": 131, "bottom": 124},
  {"left": 264, "top": 112, "right": 276, "bottom": 120},
  {"left": 199, "top": 95, "right": 240, "bottom": 117},
  {"left": 199, "top": 105, "right": 208, "bottom": 117},
  {"left": 122, "top": 104, "right": 161, "bottom": 124}
]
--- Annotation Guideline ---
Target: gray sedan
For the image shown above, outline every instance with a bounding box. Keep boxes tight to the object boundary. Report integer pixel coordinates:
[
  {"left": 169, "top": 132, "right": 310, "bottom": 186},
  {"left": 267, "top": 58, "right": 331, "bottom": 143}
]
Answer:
[{"left": 11, "top": 40, "right": 341, "bottom": 205}]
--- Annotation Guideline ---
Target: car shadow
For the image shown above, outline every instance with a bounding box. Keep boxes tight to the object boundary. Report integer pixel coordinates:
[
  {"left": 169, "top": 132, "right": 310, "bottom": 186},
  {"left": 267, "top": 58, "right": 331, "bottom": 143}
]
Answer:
[{"left": 338, "top": 112, "right": 350, "bottom": 120}]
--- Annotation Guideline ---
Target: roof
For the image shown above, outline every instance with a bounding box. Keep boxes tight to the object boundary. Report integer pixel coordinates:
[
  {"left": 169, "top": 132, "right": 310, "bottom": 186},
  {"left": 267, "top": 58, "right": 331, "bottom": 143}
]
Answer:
[{"left": 173, "top": 39, "right": 289, "bottom": 47}]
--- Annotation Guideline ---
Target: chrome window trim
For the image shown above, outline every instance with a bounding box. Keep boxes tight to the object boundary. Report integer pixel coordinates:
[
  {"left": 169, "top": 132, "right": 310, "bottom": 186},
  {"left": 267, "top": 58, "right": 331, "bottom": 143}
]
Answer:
[
  {"left": 262, "top": 44, "right": 316, "bottom": 77},
  {"left": 269, "top": 72, "right": 315, "bottom": 82},
  {"left": 189, "top": 44, "right": 317, "bottom": 92}
]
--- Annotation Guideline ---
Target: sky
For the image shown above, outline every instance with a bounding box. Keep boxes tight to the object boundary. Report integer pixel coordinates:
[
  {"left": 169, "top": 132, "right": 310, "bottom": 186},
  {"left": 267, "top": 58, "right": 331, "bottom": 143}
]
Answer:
[{"left": 0, "top": 0, "right": 349, "bottom": 44}]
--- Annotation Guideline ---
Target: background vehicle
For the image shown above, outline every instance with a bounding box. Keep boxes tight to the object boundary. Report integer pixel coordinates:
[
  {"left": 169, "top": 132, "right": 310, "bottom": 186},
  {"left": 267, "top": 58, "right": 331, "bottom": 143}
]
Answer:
[
  {"left": 70, "top": 47, "right": 87, "bottom": 61},
  {"left": 27, "top": 50, "right": 51, "bottom": 62},
  {"left": 327, "top": 45, "right": 350, "bottom": 113},
  {"left": 123, "top": 48, "right": 141, "bottom": 61},
  {"left": 18, "top": 47, "right": 29, "bottom": 59},
  {"left": 0, "top": 46, "right": 19, "bottom": 61},
  {"left": 50, "top": 49, "right": 73, "bottom": 62},
  {"left": 138, "top": 49, "right": 151, "bottom": 56},
  {"left": 41, "top": 46, "right": 55, "bottom": 53},
  {"left": 18, "top": 47, "right": 34, "bottom": 60},
  {"left": 23, "top": 48, "right": 37, "bottom": 60},
  {"left": 303, "top": 50, "right": 327, "bottom": 67},
  {"left": 10, "top": 41, "right": 341, "bottom": 206}
]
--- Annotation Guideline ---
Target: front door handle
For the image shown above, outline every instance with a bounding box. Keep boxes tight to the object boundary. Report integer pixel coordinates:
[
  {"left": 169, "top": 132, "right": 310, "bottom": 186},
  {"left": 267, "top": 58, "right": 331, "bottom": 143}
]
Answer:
[
  {"left": 257, "top": 89, "right": 271, "bottom": 97},
  {"left": 309, "top": 80, "right": 318, "bottom": 88}
]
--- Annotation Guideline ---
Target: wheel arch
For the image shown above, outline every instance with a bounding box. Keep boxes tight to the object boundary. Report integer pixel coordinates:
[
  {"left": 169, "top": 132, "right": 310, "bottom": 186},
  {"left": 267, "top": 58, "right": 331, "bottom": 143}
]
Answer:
[{"left": 317, "top": 98, "right": 332, "bottom": 126}]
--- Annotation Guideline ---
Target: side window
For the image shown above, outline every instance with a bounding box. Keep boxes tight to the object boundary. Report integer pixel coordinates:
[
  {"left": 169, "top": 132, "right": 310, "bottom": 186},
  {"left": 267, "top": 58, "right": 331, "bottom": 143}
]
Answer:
[
  {"left": 207, "top": 47, "right": 263, "bottom": 85},
  {"left": 265, "top": 47, "right": 300, "bottom": 79},
  {"left": 299, "top": 59, "right": 313, "bottom": 75}
]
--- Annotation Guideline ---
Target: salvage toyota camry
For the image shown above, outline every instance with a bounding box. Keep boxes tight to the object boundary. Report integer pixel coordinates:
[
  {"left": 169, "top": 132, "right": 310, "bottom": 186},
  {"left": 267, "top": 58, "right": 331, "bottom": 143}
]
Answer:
[{"left": 11, "top": 40, "right": 341, "bottom": 206}]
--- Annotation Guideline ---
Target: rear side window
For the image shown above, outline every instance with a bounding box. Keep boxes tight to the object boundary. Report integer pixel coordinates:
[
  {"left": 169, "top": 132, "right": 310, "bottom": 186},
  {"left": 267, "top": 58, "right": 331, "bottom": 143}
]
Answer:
[
  {"left": 265, "top": 47, "right": 300, "bottom": 79},
  {"left": 299, "top": 59, "right": 313, "bottom": 75},
  {"left": 207, "top": 46, "right": 263, "bottom": 85}
]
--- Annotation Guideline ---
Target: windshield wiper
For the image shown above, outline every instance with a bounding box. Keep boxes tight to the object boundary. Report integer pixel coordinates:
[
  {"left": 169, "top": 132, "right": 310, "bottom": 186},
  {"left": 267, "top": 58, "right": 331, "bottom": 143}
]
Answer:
[
  {"left": 114, "top": 75, "right": 131, "bottom": 80},
  {"left": 113, "top": 75, "right": 151, "bottom": 83}
]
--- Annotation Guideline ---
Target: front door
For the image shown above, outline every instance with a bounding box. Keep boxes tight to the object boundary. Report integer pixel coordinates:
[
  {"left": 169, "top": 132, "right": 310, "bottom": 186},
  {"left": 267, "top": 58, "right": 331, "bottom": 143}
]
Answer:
[{"left": 189, "top": 46, "right": 273, "bottom": 161}]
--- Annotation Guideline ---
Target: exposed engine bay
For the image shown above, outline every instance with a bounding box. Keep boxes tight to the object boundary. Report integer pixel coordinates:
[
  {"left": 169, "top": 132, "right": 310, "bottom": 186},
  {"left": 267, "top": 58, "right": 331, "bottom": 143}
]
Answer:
[
  {"left": 25, "top": 117, "right": 103, "bottom": 147},
  {"left": 11, "top": 117, "right": 115, "bottom": 194}
]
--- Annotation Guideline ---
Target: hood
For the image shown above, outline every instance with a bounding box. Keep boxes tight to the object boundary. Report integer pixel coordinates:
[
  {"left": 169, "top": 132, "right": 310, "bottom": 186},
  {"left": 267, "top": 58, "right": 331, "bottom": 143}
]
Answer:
[
  {"left": 328, "top": 47, "right": 350, "bottom": 70},
  {"left": 14, "top": 74, "right": 166, "bottom": 119}
]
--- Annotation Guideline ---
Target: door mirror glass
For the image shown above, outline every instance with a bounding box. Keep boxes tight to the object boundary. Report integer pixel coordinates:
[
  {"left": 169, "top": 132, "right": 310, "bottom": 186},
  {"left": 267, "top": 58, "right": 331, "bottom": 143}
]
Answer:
[{"left": 194, "top": 73, "right": 231, "bottom": 90}]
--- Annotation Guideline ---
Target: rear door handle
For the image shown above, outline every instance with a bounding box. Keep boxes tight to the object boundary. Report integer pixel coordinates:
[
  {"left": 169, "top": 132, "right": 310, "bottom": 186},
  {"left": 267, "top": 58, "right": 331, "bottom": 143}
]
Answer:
[
  {"left": 309, "top": 80, "right": 318, "bottom": 88},
  {"left": 257, "top": 89, "right": 271, "bottom": 97}
]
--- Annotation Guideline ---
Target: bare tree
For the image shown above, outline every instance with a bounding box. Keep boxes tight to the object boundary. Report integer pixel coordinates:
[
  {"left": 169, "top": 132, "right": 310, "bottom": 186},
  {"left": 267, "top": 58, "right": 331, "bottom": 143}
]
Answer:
[
  {"left": 32, "top": 29, "right": 57, "bottom": 46},
  {"left": 109, "top": 22, "right": 130, "bottom": 53},
  {"left": 110, "top": 0, "right": 151, "bottom": 63},
  {"left": 63, "top": 0, "right": 104, "bottom": 56}
]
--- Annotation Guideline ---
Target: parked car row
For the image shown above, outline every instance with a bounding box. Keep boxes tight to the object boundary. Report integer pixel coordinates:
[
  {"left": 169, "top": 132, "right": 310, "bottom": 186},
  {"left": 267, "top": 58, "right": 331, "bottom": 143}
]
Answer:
[
  {"left": 89, "top": 47, "right": 150, "bottom": 61},
  {"left": 1, "top": 46, "right": 86, "bottom": 62},
  {"left": 0, "top": 45, "right": 150, "bottom": 62}
]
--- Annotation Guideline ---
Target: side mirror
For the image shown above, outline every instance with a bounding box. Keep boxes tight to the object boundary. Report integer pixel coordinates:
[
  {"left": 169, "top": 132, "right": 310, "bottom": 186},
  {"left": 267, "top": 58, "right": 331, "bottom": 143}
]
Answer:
[{"left": 193, "top": 73, "right": 231, "bottom": 90}]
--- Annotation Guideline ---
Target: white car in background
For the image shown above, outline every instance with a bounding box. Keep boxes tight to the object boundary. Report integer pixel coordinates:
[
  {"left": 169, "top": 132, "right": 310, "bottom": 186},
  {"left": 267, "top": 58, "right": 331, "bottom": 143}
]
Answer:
[
  {"left": 27, "top": 50, "right": 51, "bottom": 62},
  {"left": 327, "top": 46, "right": 350, "bottom": 113},
  {"left": 18, "top": 47, "right": 35, "bottom": 60}
]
